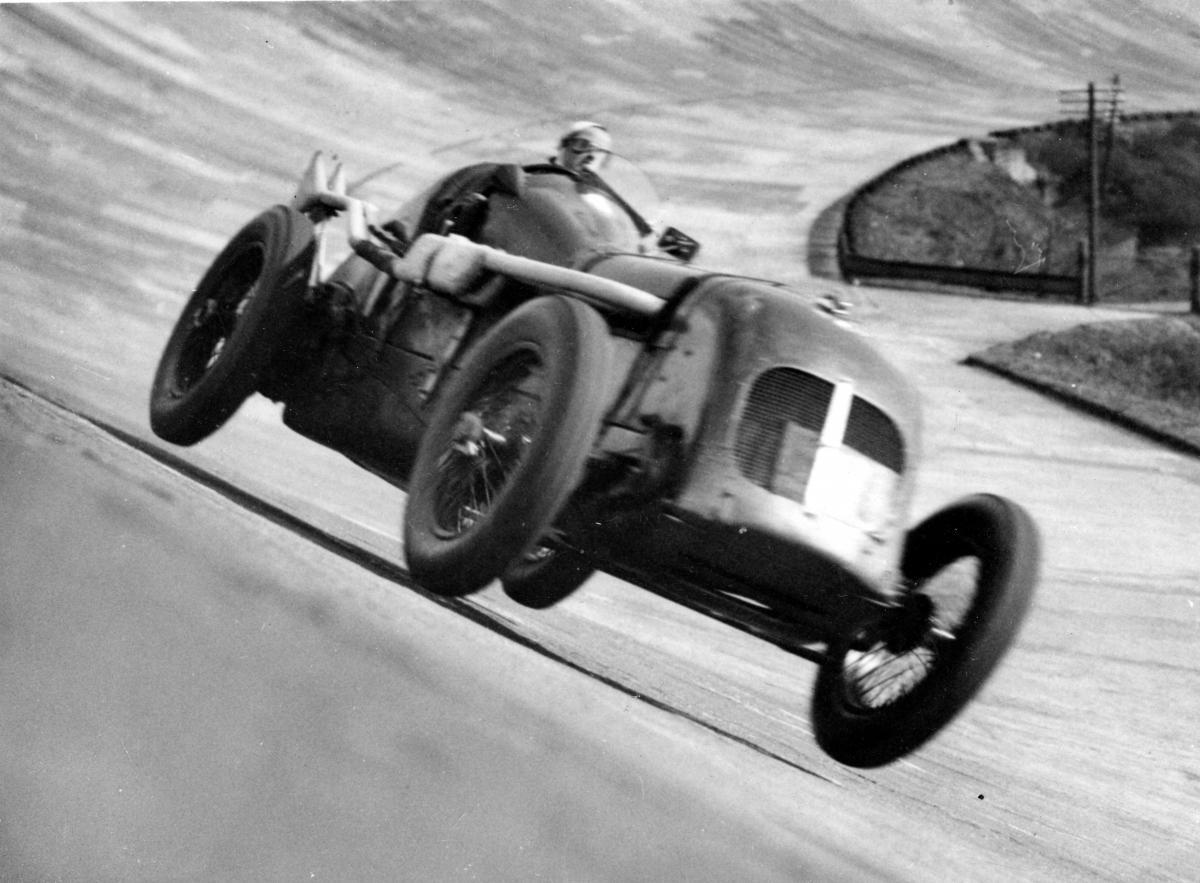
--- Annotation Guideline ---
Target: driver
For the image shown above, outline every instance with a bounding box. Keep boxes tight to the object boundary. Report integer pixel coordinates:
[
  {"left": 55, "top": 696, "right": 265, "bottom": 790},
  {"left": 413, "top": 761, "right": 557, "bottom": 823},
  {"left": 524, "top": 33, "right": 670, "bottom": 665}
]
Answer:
[
  {"left": 553, "top": 121, "right": 612, "bottom": 174},
  {"left": 550, "top": 121, "right": 700, "bottom": 259},
  {"left": 413, "top": 121, "right": 612, "bottom": 239}
]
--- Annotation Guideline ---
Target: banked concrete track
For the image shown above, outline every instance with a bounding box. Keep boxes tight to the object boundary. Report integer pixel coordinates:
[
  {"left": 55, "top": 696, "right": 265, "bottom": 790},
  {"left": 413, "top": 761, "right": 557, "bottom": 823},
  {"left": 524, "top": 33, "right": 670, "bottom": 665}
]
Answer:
[{"left": 2, "top": 3, "right": 1199, "bottom": 880}]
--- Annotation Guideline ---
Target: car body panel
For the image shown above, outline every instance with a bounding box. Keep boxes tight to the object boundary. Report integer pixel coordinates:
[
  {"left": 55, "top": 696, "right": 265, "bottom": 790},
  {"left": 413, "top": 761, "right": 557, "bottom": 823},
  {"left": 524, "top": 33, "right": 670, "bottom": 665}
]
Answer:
[{"left": 583, "top": 269, "right": 923, "bottom": 625}]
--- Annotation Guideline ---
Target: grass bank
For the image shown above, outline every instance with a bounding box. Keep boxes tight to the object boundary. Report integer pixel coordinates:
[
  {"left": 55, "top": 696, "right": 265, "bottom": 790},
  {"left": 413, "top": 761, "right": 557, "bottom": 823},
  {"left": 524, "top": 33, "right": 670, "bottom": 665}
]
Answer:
[{"left": 969, "top": 313, "right": 1200, "bottom": 453}]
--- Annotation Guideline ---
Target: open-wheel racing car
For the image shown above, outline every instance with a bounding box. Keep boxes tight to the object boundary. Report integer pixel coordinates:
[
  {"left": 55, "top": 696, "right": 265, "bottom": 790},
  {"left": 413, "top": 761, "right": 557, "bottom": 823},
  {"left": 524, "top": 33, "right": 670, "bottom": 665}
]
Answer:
[{"left": 149, "top": 146, "right": 1040, "bottom": 767}]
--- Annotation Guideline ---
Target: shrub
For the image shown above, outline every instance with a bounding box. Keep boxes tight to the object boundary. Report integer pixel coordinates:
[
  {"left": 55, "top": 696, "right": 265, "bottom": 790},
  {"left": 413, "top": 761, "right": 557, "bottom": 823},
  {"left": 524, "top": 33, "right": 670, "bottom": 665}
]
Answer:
[{"left": 1025, "top": 118, "right": 1200, "bottom": 246}]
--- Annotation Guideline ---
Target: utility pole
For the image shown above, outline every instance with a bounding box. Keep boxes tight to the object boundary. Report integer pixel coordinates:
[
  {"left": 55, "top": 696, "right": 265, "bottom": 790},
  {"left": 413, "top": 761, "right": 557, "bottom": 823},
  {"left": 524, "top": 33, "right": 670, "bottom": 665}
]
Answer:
[
  {"left": 1059, "top": 77, "right": 1123, "bottom": 305},
  {"left": 1087, "top": 81, "right": 1099, "bottom": 305},
  {"left": 1100, "top": 74, "right": 1122, "bottom": 189}
]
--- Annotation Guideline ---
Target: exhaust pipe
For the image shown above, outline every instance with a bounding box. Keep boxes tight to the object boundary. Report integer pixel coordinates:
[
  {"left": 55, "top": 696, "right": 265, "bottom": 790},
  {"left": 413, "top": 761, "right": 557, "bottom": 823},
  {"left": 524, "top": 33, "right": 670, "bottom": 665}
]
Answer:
[{"left": 293, "top": 151, "right": 664, "bottom": 318}]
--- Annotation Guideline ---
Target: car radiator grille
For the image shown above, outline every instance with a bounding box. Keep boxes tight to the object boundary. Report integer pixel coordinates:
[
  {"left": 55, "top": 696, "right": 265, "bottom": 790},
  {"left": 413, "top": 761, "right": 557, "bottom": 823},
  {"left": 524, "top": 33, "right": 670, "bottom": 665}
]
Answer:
[
  {"left": 734, "top": 369, "right": 831, "bottom": 489},
  {"left": 734, "top": 368, "right": 904, "bottom": 498},
  {"left": 845, "top": 395, "right": 905, "bottom": 473}
]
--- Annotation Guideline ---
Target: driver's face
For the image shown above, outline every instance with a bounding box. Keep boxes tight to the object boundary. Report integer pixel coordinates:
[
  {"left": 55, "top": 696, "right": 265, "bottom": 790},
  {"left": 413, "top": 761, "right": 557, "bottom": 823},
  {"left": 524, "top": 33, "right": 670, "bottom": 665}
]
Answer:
[{"left": 558, "top": 131, "right": 610, "bottom": 172}]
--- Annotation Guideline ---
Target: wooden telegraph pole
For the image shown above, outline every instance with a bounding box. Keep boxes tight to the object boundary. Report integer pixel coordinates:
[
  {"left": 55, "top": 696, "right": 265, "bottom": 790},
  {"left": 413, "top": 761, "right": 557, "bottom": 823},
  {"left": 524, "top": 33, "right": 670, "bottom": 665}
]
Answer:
[
  {"left": 1087, "top": 81, "right": 1099, "bottom": 305},
  {"left": 1059, "top": 77, "right": 1123, "bottom": 306}
]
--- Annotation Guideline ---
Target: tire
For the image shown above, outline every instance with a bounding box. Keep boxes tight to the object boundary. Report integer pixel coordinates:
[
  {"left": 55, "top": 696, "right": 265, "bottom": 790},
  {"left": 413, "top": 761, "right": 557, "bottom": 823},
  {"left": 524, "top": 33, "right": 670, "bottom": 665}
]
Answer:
[
  {"left": 501, "top": 542, "right": 595, "bottom": 608},
  {"left": 404, "top": 296, "right": 614, "bottom": 596},
  {"left": 149, "top": 205, "right": 314, "bottom": 445},
  {"left": 812, "top": 493, "right": 1039, "bottom": 768}
]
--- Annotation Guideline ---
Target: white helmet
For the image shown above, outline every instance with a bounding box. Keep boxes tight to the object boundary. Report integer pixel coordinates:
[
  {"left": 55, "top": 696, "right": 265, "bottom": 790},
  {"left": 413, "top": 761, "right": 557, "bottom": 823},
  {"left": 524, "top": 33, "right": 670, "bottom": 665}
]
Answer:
[{"left": 556, "top": 120, "right": 612, "bottom": 172}]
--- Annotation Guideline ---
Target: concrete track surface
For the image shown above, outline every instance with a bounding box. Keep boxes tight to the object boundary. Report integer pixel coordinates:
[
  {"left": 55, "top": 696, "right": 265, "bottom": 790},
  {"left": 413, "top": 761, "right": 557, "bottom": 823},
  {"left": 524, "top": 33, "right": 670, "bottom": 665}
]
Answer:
[{"left": 2, "top": 3, "right": 1199, "bottom": 880}]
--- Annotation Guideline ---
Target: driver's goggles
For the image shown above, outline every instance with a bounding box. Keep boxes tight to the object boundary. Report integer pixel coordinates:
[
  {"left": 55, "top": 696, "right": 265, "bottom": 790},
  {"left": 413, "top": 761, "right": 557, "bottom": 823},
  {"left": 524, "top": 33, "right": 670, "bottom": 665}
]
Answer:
[{"left": 562, "top": 136, "right": 609, "bottom": 154}]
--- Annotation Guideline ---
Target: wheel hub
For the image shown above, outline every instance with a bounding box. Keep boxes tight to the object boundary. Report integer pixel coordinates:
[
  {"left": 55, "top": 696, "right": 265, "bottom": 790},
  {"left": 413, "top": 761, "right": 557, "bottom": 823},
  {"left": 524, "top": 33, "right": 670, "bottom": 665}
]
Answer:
[
  {"left": 882, "top": 592, "right": 935, "bottom": 654},
  {"left": 448, "top": 411, "right": 509, "bottom": 458}
]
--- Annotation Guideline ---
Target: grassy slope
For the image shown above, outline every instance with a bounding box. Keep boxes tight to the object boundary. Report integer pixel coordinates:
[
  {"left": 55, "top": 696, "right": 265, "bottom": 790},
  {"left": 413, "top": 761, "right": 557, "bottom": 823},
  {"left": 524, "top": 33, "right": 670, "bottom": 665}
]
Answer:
[
  {"left": 849, "top": 150, "right": 1076, "bottom": 273},
  {"left": 970, "top": 314, "right": 1200, "bottom": 453}
]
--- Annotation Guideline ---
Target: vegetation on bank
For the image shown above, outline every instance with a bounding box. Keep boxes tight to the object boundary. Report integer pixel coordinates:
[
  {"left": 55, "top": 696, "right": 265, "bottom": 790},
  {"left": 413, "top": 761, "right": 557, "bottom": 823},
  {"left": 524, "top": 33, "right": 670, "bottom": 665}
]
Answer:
[
  {"left": 851, "top": 116, "right": 1200, "bottom": 302},
  {"left": 849, "top": 151, "right": 1078, "bottom": 276},
  {"left": 970, "top": 314, "right": 1200, "bottom": 451},
  {"left": 1022, "top": 118, "right": 1200, "bottom": 248}
]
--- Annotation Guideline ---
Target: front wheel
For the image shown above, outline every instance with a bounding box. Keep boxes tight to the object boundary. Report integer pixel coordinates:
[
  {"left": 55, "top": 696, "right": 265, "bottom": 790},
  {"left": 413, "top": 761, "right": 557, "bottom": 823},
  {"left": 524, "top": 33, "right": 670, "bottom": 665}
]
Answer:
[
  {"left": 149, "top": 205, "right": 314, "bottom": 446},
  {"left": 404, "top": 296, "right": 614, "bottom": 597},
  {"left": 812, "top": 493, "right": 1040, "bottom": 768}
]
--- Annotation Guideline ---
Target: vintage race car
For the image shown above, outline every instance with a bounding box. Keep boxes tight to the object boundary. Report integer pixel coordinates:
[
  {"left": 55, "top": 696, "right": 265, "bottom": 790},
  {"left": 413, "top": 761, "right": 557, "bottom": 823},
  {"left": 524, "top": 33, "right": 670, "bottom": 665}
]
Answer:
[{"left": 149, "top": 148, "right": 1039, "bottom": 767}]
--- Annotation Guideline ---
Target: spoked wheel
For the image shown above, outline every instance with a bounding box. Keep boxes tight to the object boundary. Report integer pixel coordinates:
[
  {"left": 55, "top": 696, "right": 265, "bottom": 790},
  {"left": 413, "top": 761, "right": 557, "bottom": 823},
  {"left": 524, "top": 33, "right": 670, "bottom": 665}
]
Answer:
[
  {"left": 812, "top": 494, "right": 1040, "bottom": 767},
  {"left": 149, "top": 205, "right": 313, "bottom": 445},
  {"left": 404, "top": 296, "right": 613, "bottom": 597},
  {"left": 501, "top": 538, "right": 595, "bottom": 609}
]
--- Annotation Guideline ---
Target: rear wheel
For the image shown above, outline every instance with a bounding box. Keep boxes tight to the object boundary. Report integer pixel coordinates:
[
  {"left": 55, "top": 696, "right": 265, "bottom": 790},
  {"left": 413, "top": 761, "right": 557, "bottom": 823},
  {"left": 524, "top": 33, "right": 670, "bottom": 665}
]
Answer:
[
  {"left": 404, "top": 296, "right": 613, "bottom": 596},
  {"left": 501, "top": 541, "right": 595, "bottom": 608},
  {"left": 149, "top": 205, "right": 313, "bottom": 445},
  {"left": 812, "top": 494, "right": 1039, "bottom": 767}
]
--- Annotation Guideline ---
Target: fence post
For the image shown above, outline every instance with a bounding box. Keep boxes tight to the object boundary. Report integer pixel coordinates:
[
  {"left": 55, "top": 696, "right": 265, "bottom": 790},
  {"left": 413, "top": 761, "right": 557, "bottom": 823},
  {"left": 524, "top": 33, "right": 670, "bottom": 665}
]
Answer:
[
  {"left": 1190, "top": 245, "right": 1200, "bottom": 315},
  {"left": 1077, "top": 239, "right": 1091, "bottom": 306}
]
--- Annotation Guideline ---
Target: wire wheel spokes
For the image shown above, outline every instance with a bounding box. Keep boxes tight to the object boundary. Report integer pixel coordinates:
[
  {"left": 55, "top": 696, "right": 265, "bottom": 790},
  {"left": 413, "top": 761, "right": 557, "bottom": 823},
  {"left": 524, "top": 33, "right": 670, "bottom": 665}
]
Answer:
[
  {"left": 174, "top": 245, "right": 265, "bottom": 393},
  {"left": 841, "top": 556, "right": 980, "bottom": 710},
  {"left": 431, "top": 350, "right": 545, "bottom": 536}
]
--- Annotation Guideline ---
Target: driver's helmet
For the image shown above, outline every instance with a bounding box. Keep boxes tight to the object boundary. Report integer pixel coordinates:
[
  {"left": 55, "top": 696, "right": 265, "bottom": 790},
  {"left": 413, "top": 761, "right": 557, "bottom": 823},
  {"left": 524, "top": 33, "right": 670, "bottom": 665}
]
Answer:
[{"left": 555, "top": 121, "right": 612, "bottom": 173}]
